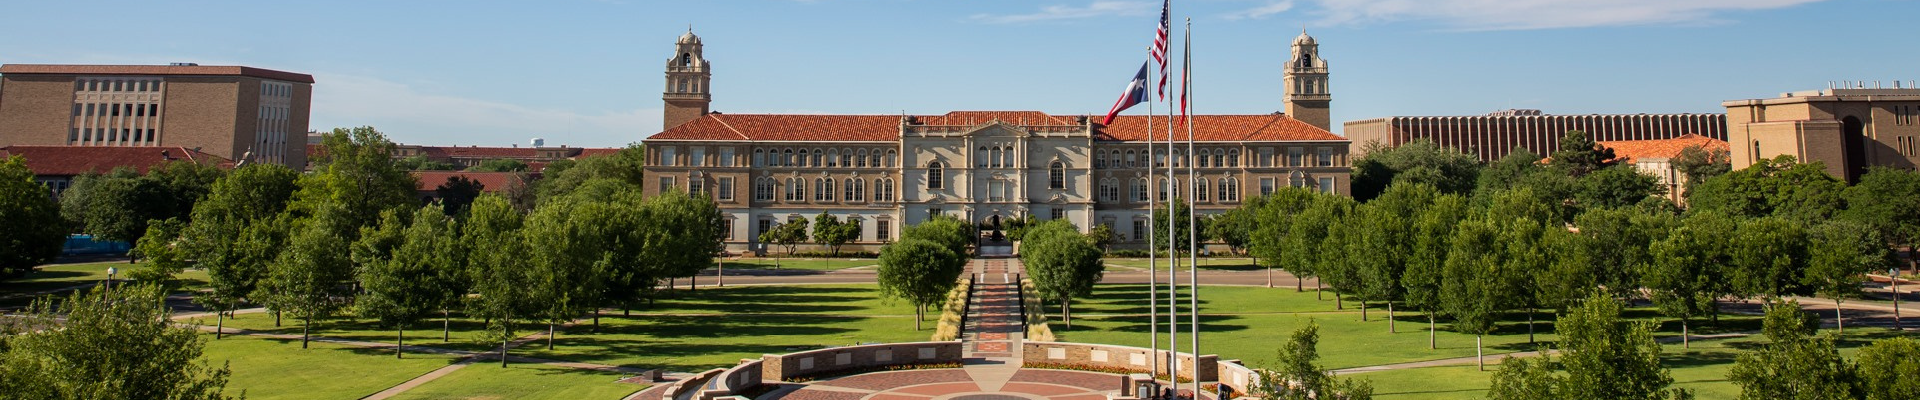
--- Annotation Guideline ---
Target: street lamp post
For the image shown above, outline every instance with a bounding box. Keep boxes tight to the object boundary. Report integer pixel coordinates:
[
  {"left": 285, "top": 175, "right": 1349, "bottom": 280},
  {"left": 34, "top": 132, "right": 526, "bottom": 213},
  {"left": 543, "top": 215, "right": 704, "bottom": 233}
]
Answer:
[{"left": 105, "top": 267, "right": 118, "bottom": 293}]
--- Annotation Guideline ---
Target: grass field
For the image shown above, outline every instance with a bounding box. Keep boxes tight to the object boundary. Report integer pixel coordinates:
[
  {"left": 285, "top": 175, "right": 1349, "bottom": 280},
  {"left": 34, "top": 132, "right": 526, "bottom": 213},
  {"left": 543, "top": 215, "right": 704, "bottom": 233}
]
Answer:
[
  {"left": 385, "top": 363, "right": 646, "bottom": 400},
  {"left": 1362, "top": 328, "right": 1917, "bottom": 400},
  {"left": 3, "top": 261, "right": 213, "bottom": 307},
  {"left": 199, "top": 334, "right": 461, "bottom": 400},
  {"left": 1102, "top": 258, "right": 1265, "bottom": 271},
  {"left": 717, "top": 258, "right": 877, "bottom": 271}
]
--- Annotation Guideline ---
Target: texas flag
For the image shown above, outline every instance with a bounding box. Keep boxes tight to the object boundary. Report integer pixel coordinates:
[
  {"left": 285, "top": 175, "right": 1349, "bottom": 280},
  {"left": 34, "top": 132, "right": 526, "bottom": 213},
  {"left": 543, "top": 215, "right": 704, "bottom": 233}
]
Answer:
[{"left": 1103, "top": 61, "right": 1150, "bottom": 126}]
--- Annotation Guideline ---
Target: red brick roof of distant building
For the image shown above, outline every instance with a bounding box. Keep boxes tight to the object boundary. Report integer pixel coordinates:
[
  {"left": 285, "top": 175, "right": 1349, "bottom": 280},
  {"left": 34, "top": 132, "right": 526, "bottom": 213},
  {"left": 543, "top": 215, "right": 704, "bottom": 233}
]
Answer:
[
  {"left": 412, "top": 171, "right": 530, "bottom": 193},
  {"left": 648, "top": 111, "right": 1343, "bottom": 143},
  {"left": 0, "top": 64, "right": 315, "bottom": 83},
  {"left": 417, "top": 146, "right": 544, "bottom": 159},
  {"left": 1598, "top": 134, "right": 1729, "bottom": 164},
  {"left": 0, "top": 145, "right": 231, "bottom": 176}
]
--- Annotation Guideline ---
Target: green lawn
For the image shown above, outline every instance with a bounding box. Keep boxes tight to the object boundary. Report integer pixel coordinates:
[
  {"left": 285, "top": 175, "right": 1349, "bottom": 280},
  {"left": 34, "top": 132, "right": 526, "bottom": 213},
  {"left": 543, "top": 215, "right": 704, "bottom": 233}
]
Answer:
[
  {"left": 186, "top": 312, "right": 503, "bottom": 353},
  {"left": 199, "top": 333, "right": 461, "bottom": 400},
  {"left": 1359, "top": 327, "right": 1917, "bottom": 399},
  {"left": 1102, "top": 258, "right": 1265, "bottom": 272},
  {"left": 386, "top": 363, "right": 645, "bottom": 400},
  {"left": 716, "top": 258, "right": 877, "bottom": 271},
  {"left": 3, "top": 262, "right": 213, "bottom": 307}
]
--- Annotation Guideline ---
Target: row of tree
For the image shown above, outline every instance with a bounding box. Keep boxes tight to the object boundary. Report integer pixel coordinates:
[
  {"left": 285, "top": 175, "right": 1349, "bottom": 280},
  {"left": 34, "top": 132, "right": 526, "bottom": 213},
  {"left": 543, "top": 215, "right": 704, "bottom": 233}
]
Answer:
[
  {"left": 1020, "top": 220, "right": 1107, "bottom": 327},
  {"left": 875, "top": 215, "right": 974, "bottom": 329},
  {"left": 755, "top": 212, "right": 863, "bottom": 258}
]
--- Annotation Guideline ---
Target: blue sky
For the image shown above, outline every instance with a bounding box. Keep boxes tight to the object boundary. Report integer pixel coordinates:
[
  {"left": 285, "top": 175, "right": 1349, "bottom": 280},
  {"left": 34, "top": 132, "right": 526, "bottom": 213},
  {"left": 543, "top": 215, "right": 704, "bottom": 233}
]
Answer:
[{"left": 2, "top": 0, "right": 1911, "bottom": 147}]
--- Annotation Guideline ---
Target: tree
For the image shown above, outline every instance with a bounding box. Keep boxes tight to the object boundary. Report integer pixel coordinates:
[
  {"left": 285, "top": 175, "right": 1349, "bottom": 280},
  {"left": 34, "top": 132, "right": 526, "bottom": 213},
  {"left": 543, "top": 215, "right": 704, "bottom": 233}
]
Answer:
[
  {"left": 1021, "top": 220, "right": 1104, "bottom": 328},
  {"left": 1250, "top": 187, "right": 1319, "bottom": 290},
  {"left": 1644, "top": 211, "right": 1735, "bottom": 347},
  {"left": 1688, "top": 156, "right": 1844, "bottom": 223},
  {"left": 1085, "top": 223, "right": 1116, "bottom": 251},
  {"left": 1488, "top": 292, "right": 1688, "bottom": 400},
  {"left": 185, "top": 163, "right": 299, "bottom": 336},
  {"left": 464, "top": 195, "right": 537, "bottom": 367},
  {"left": 876, "top": 238, "right": 965, "bottom": 330},
  {"left": 291, "top": 126, "right": 418, "bottom": 236},
  {"left": 1344, "top": 204, "right": 1399, "bottom": 324},
  {"left": 435, "top": 175, "right": 484, "bottom": 216},
  {"left": 466, "top": 158, "right": 529, "bottom": 172},
  {"left": 1284, "top": 193, "right": 1352, "bottom": 300},
  {"left": 61, "top": 168, "right": 168, "bottom": 244},
  {"left": 1856, "top": 337, "right": 1920, "bottom": 400},
  {"left": 260, "top": 204, "right": 357, "bottom": 349},
  {"left": 1207, "top": 202, "right": 1257, "bottom": 255},
  {"left": 0, "top": 285, "right": 236, "bottom": 400},
  {"left": 1574, "top": 165, "right": 1663, "bottom": 211},
  {"left": 357, "top": 205, "right": 457, "bottom": 357},
  {"left": 1728, "top": 217, "right": 1811, "bottom": 300},
  {"left": 812, "top": 212, "right": 859, "bottom": 256},
  {"left": 901, "top": 214, "right": 974, "bottom": 259},
  {"left": 143, "top": 160, "right": 226, "bottom": 223},
  {"left": 1348, "top": 139, "right": 1481, "bottom": 201},
  {"left": 129, "top": 218, "right": 191, "bottom": 284},
  {"left": 522, "top": 197, "right": 611, "bottom": 350},
  {"left": 1404, "top": 193, "right": 1467, "bottom": 348},
  {"left": 1671, "top": 144, "right": 1730, "bottom": 201},
  {"left": 1729, "top": 300, "right": 1863, "bottom": 400},
  {"left": 1548, "top": 130, "right": 1617, "bottom": 177},
  {"left": 395, "top": 154, "right": 458, "bottom": 171},
  {"left": 1151, "top": 197, "right": 1195, "bottom": 254},
  {"left": 1252, "top": 321, "right": 1374, "bottom": 400},
  {"left": 1839, "top": 167, "right": 1920, "bottom": 247},
  {"left": 535, "top": 144, "right": 644, "bottom": 202},
  {"left": 1442, "top": 217, "right": 1532, "bottom": 370},
  {"left": 634, "top": 189, "right": 721, "bottom": 293},
  {"left": 1804, "top": 221, "right": 1889, "bottom": 334},
  {"left": 761, "top": 219, "right": 809, "bottom": 256},
  {"left": 0, "top": 155, "right": 65, "bottom": 279},
  {"left": 1572, "top": 207, "right": 1675, "bottom": 300}
]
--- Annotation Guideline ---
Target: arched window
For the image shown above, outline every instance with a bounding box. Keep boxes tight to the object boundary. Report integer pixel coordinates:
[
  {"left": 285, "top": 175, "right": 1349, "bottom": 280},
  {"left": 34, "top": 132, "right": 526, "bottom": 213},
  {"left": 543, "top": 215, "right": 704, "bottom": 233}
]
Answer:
[
  {"left": 1213, "top": 149, "right": 1226, "bottom": 168},
  {"left": 878, "top": 178, "right": 894, "bottom": 202},
  {"left": 1158, "top": 178, "right": 1170, "bottom": 202},
  {"left": 1098, "top": 178, "right": 1114, "bottom": 202},
  {"left": 1095, "top": 150, "right": 1108, "bottom": 168},
  {"left": 884, "top": 149, "right": 896, "bottom": 167},
  {"left": 1196, "top": 179, "right": 1210, "bottom": 202},
  {"left": 753, "top": 149, "right": 766, "bottom": 167},
  {"left": 783, "top": 149, "right": 795, "bottom": 167},
  {"left": 819, "top": 178, "right": 834, "bottom": 202},
  {"left": 855, "top": 179, "right": 867, "bottom": 201},
  {"left": 1003, "top": 146, "right": 1016, "bottom": 168},
  {"left": 1197, "top": 149, "right": 1210, "bottom": 168},
  {"left": 928, "top": 162, "right": 944, "bottom": 189},
  {"left": 1125, "top": 150, "right": 1137, "bottom": 168},
  {"left": 1049, "top": 162, "right": 1066, "bottom": 189},
  {"left": 754, "top": 178, "right": 775, "bottom": 201},
  {"left": 1221, "top": 177, "right": 1239, "bottom": 202},
  {"left": 989, "top": 147, "right": 1003, "bottom": 168},
  {"left": 1132, "top": 178, "right": 1148, "bottom": 202},
  {"left": 856, "top": 149, "right": 869, "bottom": 168},
  {"left": 811, "top": 149, "right": 823, "bottom": 167},
  {"left": 977, "top": 147, "right": 990, "bottom": 168},
  {"left": 1228, "top": 149, "right": 1241, "bottom": 167},
  {"left": 828, "top": 149, "right": 840, "bottom": 167},
  {"left": 1157, "top": 149, "right": 1169, "bottom": 168},
  {"left": 841, "top": 148, "right": 854, "bottom": 167}
]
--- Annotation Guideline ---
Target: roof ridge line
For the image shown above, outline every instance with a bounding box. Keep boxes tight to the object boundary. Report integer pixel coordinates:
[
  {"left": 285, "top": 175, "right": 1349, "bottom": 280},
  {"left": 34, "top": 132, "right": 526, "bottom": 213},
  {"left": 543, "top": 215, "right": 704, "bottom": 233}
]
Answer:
[{"left": 708, "top": 115, "right": 750, "bottom": 140}]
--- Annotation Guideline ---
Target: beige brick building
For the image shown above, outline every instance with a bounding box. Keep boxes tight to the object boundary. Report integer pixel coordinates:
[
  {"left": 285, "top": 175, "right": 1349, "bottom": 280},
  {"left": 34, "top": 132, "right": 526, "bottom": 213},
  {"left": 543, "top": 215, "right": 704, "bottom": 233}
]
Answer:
[
  {"left": 640, "top": 31, "right": 1351, "bottom": 253},
  {"left": 0, "top": 64, "right": 313, "bottom": 169},
  {"left": 1724, "top": 84, "right": 1920, "bottom": 181},
  {"left": 1344, "top": 110, "right": 1727, "bottom": 162}
]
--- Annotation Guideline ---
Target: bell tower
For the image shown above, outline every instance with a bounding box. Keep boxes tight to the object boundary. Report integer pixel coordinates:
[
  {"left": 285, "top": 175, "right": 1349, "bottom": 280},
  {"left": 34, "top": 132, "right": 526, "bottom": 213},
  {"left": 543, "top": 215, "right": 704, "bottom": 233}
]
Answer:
[
  {"left": 663, "top": 28, "right": 712, "bottom": 130},
  {"left": 1284, "top": 30, "right": 1332, "bottom": 131}
]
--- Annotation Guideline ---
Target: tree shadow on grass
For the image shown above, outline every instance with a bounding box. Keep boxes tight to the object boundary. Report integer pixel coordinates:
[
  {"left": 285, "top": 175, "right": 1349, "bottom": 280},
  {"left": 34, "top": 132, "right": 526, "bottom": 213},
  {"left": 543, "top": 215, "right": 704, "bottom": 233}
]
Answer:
[
  {"left": 1055, "top": 314, "right": 1250, "bottom": 334},
  {"left": 638, "top": 286, "right": 877, "bottom": 314}
]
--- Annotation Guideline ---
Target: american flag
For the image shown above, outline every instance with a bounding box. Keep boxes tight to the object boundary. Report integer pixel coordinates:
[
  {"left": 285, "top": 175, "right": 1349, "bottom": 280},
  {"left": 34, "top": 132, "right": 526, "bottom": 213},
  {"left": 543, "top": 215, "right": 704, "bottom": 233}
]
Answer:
[{"left": 1152, "top": 0, "right": 1170, "bottom": 97}]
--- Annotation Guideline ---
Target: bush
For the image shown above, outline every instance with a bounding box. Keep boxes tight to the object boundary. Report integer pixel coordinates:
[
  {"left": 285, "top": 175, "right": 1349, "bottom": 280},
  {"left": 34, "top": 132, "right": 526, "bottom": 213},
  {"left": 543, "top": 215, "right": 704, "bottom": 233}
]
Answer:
[
  {"left": 931, "top": 279, "right": 972, "bottom": 341},
  {"left": 786, "top": 250, "right": 880, "bottom": 258},
  {"left": 1021, "top": 278, "right": 1055, "bottom": 342}
]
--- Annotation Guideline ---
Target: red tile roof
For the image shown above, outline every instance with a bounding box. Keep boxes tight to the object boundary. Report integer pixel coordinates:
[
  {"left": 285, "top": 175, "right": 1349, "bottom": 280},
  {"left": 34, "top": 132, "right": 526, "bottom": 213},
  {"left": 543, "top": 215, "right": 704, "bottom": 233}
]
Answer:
[
  {"left": 417, "top": 146, "right": 544, "bottom": 159},
  {"left": 0, "top": 146, "right": 231, "bottom": 176},
  {"left": 411, "top": 171, "right": 530, "bottom": 193},
  {"left": 1598, "top": 134, "right": 1729, "bottom": 164},
  {"left": 648, "top": 111, "right": 1342, "bottom": 143},
  {"left": 0, "top": 64, "right": 314, "bottom": 83}
]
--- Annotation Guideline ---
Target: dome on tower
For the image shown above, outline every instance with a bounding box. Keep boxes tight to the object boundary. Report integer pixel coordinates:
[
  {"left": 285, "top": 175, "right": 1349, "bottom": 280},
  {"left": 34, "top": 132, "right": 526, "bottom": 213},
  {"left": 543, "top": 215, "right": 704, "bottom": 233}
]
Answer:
[
  {"left": 677, "top": 30, "right": 701, "bottom": 45},
  {"left": 1292, "top": 31, "right": 1316, "bottom": 46}
]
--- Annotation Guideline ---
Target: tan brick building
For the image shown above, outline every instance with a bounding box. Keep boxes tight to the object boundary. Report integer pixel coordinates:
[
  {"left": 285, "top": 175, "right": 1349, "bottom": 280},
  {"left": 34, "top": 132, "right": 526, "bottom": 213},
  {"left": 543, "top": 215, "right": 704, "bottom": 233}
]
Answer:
[
  {"left": 1724, "top": 84, "right": 1920, "bottom": 181},
  {"left": 640, "top": 31, "right": 1351, "bottom": 253},
  {"left": 0, "top": 64, "right": 314, "bottom": 169},
  {"left": 1344, "top": 110, "right": 1727, "bottom": 162}
]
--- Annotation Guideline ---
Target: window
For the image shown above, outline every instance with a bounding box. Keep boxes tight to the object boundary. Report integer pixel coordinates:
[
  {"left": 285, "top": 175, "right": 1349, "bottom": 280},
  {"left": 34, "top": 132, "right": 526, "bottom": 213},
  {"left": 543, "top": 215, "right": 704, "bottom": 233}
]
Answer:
[
  {"left": 1196, "top": 179, "right": 1210, "bottom": 202},
  {"left": 758, "top": 219, "right": 774, "bottom": 241},
  {"left": 719, "top": 148, "right": 735, "bottom": 167},
  {"left": 1003, "top": 146, "right": 1016, "bottom": 168},
  {"left": 1156, "top": 149, "right": 1168, "bottom": 168},
  {"left": 878, "top": 178, "right": 895, "bottom": 202},
  {"left": 840, "top": 149, "right": 853, "bottom": 167},
  {"left": 978, "top": 147, "right": 991, "bottom": 168},
  {"left": 988, "top": 180, "right": 1006, "bottom": 202},
  {"left": 786, "top": 178, "right": 806, "bottom": 201},
  {"left": 929, "top": 207, "right": 943, "bottom": 220},
  {"left": 722, "top": 219, "right": 735, "bottom": 241},
  {"left": 1049, "top": 162, "right": 1066, "bottom": 189},
  {"left": 877, "top": 219, "right": 891, "bottom": 241},
  {"left": 1133, "top": 220, "right": 1147, "bottom": 241},
  {"left": 1098, "top": 178, "right": 1115, "bottom": 202},
  {"left": 828, "top": 149, "right": 840, "bottom": 167},
  {"left": 718, "top": 177, "right": 735, "bottom": 201},
  {"left": 883, "top": 149, "right": 895, "bottom": 167},
  {"left": 811, "top": 149, "right": 823, "bottom": 167},
  {"left": 753, "top": 149, "right": 765, "bottom": 167},
  {"left": 1095, "top": 151, "right": 1108, "bottom": 168},
  {"left": 660, "top": 147, "right": 676, "bottom": 166},
  {"left": 1260, "top": 178, "right": 1275, "bottom": 196},
  {"left": 1288, "top": 147, "right": 1304, "bottom": 167},
  {"left": 855, "top": 178, "right": 867, "bottom": 201},
  {"left": 690, "top": 147, "right": 705, "bottom": 167},
  {"left": 989, "top": 147, "right": 1003, "bottom": 168},
  {"left": 1158, "top": 178, "right": 1169, "bottom": 202},
  {"left": 927, "top": 162, "right": 945, "bottom": 189},
  {"left": 1197, "top": 150, "right": 1209, "bottom": 168},
  {"left": 1290, "top": 172, "right": 1308, "bottom": 188},
  {"left": 1228, "top": 149, "right": 1241, "bottom": 167},
  {"left": 856, "top": 149, "right": 869, "bottom": 168},
  {"left": 689, "top": 176, "right": 706, "bottom": 195},
  {"left": 1125, "top": 150, "right": 1137, "bottom": 168},
  {"left": 814, "top": 178, "right": 834, "bottom": 202},
  {"left": 783, "top": 149, "right": 795, "bottom": 167},
  {"left": 1318, "top": 177, "right": 1335, "bottom": 194},
  {"left": 1133, "top": 178, "right": 1149, "bottom": 202},
  {"left": 1317, "top": 147, "right": 1334, "bottom": 167},
  {"left": 660, "top": 176, "right": 676, "bottom": 192},
  {"left": 1050, "top": 208, "right": 1065, "bottom": 221},
  {"left": 1221, "top": 177, "right": 1239, "bottom": 202}
]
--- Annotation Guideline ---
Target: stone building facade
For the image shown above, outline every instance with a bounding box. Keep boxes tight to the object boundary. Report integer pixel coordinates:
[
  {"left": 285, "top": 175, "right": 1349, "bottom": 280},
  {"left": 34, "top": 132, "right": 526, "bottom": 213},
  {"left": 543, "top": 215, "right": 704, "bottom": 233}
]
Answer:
[
  {"left": 0, "top": 64, "right": 313, "bottom": 169},
  {"left": 1724, "top": 84, "right": 1920, "bottom": 181},
  {"left": 640, "top": 31, "right": 1351, "bottom": 253}
]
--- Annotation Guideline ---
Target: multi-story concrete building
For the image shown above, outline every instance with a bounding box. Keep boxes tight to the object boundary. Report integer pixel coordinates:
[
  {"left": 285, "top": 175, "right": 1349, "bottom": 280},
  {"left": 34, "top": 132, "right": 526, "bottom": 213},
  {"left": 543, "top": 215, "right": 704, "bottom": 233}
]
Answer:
[
  {"left": 1344, "top": 111, "right": 1727, "bottom": 162},
  {"left": 640, "top": 31, "right": 1351, "bottom": 253},
  {"left": 0, "top": 64, "right": 313, "bottom": 169},
  {"left": 1724, "top": 83, "right": 1920, "bottom": 181}
]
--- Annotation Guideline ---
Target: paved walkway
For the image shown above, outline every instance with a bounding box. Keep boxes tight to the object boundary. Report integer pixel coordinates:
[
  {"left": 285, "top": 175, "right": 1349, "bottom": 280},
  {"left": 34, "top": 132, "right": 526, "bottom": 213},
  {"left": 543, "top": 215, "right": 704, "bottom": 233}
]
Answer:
[{"left": 961, "top": 257, "right": 1025, "bottom": 392}]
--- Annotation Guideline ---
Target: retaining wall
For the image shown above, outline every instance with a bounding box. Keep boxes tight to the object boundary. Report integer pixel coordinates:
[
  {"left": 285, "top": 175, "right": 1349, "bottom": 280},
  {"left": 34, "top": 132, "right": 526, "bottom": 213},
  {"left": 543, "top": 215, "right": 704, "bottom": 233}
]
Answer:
[
  {"left": 760, "top": 341, "right": 964, "bottom": 382},
  {"left": 1021, "top": 342, "right": 1220, "bottom": 382}
]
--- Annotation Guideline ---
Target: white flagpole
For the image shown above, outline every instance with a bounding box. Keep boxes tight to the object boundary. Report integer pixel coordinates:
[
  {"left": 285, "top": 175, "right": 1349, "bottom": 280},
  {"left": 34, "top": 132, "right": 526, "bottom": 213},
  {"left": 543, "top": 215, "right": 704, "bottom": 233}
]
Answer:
[
  {"left": 1144, "top": 49, "right": 1161, "bottom": 381},
  {"left": 1164, "top": 27, "right": 1181, "bottom": 399},
  {"left": 1184, "top": 17, "right": 1201, "bottom": 378}
]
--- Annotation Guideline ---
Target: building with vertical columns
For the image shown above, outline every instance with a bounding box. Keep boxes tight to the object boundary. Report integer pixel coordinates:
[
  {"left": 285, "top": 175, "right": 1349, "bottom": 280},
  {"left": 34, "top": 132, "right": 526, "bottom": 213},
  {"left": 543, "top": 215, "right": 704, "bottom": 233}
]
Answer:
[
  {"left": 641, "top": 30, "right": 1351, "bottom": 253},
  {"left": 1343, "top": 111, "right": 1727, "bottom": 162},
  {"left": 0, "top": 64, "right": 313, "bottom": 169},
  {"left": 1724, "top": 85, "right": 1920, "bottom": 182}
]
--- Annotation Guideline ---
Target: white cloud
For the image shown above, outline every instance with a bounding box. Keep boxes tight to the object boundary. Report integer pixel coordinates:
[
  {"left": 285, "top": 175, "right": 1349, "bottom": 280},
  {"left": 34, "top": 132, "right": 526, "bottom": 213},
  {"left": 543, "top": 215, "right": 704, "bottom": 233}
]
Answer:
[
  {"left": 310, "top": 73, "right": 657, "bottom": 147},
  {"left": 1299, "top": 0, "right": 1828, "bottom": 30},
  {"left": 970, "top": 1, "right": 1155, "bottom": 24},
  {"left": 1225, "top": 1, "right": 1295, "bottom": 20}
]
